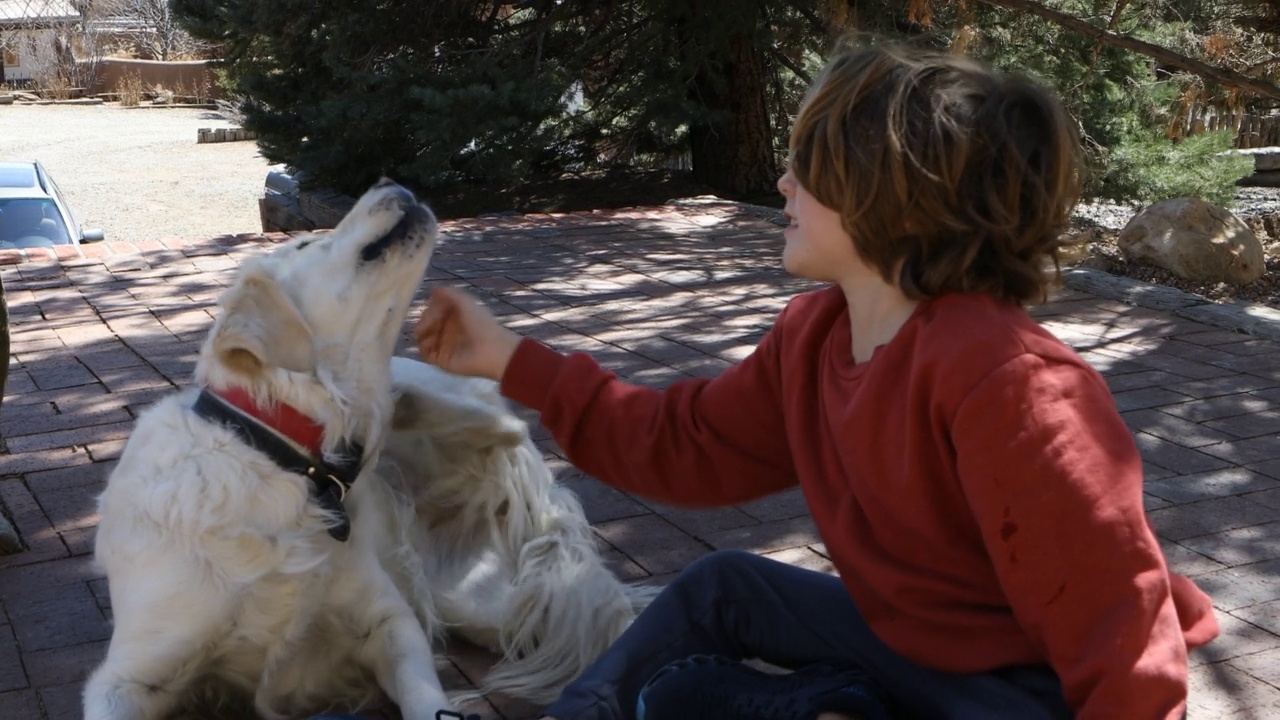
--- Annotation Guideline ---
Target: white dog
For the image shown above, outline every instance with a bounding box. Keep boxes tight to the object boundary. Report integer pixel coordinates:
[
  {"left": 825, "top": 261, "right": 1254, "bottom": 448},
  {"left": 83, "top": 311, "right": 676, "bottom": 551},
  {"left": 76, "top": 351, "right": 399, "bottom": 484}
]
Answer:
[
  {"left": 383, "top": 357, "right": 657, "bottom": 705},
  {"left": 84, "top": 180, "right": 461, "bottom": 720}
]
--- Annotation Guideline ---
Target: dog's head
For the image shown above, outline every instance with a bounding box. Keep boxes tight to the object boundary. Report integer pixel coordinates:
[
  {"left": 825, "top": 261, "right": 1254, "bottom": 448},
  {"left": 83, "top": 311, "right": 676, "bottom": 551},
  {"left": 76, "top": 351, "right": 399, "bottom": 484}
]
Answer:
[
  {"left": 388, "top": 357, "right": 526, "bottom": 454},
  {"left": 196, "top": 180, "right": 439, "bottom": 450}
]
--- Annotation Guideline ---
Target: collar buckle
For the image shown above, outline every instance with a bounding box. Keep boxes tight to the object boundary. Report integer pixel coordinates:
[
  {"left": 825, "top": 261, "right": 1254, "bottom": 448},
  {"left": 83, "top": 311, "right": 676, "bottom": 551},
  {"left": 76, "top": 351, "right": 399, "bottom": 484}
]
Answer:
[
  {"left": 194, "top": 388, "right": 362, "bottom": 543},
  {"left": 308, "top": 466, "right": 351, "bottom": 503}
]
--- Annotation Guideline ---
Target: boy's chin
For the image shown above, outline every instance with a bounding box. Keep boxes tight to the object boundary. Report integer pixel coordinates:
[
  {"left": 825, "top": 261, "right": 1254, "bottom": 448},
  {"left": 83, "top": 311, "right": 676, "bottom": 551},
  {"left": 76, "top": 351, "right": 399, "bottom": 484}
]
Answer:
[
  {"left": 782, "top": 253, "right": 826, "bottom": 283},
  {"left": 781, "top": 249, "right": 801, "bottom": 276}
]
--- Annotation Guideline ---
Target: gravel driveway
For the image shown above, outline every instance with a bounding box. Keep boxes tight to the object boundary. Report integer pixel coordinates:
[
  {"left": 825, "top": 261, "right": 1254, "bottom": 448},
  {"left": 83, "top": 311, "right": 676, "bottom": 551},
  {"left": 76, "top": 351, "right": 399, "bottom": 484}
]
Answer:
[{"left": 0, "top": 103, "right": 274, "bottom": 243}]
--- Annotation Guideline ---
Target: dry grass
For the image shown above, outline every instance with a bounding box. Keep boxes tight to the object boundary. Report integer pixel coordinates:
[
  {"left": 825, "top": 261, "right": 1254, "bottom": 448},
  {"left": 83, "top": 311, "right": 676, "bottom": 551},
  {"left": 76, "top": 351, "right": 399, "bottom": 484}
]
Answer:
[
  {"left": 174, "top": 76, "right": 212, "bottom": 104},
  {"left": 39, "top": 74, "right": 75, "bottom": 101},
  {"left": 118, "top": 72, "right": 145, "bottom": 107}
]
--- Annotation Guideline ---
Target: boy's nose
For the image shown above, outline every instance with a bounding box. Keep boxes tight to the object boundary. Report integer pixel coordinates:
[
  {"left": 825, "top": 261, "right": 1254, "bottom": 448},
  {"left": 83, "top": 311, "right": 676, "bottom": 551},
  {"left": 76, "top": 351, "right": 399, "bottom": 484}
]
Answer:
[{"left": 776, "top": 171, "right": 795, "bottom": 196}]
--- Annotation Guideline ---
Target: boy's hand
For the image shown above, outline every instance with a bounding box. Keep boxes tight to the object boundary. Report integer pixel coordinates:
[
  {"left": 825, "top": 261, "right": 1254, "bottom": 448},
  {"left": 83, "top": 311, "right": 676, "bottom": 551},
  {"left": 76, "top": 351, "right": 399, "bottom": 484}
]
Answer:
[{"left": 414, "top": 287, "right": 522, "bottom": 381}]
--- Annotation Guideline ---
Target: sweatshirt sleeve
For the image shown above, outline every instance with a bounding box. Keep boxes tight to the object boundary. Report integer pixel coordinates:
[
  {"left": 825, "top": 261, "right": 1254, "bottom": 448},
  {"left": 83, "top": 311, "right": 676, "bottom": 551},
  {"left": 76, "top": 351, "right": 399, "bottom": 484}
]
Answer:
[
  {"left": 499, "top": 310, "right": 798, "bottom": 507},
  {"left": 952, "top": 353, "right": 1195, "bottom": 720}
]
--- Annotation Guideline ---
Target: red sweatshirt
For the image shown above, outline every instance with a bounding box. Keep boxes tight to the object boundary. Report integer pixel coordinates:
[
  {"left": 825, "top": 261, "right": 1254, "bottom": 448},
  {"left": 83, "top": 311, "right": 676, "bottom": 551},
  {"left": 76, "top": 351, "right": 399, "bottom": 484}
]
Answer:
[{"left": 501, "top": 287, "right": 1219, "bottom": 719}]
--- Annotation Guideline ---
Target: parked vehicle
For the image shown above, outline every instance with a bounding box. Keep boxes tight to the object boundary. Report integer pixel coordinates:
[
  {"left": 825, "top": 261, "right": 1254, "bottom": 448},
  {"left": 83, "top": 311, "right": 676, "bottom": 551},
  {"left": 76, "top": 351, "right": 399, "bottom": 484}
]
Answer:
[{"left": 0, "top": 161, "right": 105, "bottom": 249}]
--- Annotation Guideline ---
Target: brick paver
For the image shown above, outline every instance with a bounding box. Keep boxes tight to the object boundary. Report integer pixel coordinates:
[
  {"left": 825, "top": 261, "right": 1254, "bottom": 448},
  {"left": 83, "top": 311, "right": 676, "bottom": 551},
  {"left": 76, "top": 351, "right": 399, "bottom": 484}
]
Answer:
[{"left": 2, "top": 203, "right": 1280, "bottom": 718}]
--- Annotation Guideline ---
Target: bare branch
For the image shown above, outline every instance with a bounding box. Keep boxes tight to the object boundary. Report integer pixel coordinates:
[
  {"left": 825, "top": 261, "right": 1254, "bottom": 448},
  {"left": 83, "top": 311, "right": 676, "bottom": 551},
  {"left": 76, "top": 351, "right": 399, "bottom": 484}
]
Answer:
[{"left": 98, "top": 0, "right": 211, "bottom": 61}]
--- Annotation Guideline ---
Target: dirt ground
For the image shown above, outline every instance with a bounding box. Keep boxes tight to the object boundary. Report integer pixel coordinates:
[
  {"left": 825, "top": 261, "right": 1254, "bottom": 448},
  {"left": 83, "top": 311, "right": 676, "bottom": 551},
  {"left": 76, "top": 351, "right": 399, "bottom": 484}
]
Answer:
[
  {"left": 0, "top": 103, "right": 273, "bottom": 243},
  {"left": 0, "top": 102, "right": 723, "bottom": 239}
]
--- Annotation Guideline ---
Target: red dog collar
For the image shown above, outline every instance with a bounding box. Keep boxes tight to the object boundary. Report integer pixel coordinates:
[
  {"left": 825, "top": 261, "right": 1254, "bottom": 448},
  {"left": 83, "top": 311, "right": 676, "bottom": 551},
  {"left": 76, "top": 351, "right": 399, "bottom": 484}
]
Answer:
[{"left": 208, "top": 386, "right": 325, "bottom": 456}]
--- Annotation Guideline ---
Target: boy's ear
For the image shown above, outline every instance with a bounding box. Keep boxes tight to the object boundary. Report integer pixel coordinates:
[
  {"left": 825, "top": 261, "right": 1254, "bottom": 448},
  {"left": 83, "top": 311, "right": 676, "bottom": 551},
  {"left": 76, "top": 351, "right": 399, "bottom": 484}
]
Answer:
[{"left": 211, "top": 270, "right": 316, "bottom": 376}]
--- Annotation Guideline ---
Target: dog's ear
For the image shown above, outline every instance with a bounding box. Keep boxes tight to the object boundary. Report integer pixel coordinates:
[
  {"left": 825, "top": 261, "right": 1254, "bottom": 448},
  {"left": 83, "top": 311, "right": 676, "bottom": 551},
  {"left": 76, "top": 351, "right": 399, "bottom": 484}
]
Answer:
[
  {"left": 391, "top": 387, "right": 429, "bottom": 431},
  {"left": 391, "top": 385, "right": 525, "bottom": 448},
  {"left": 212, "top": 271, "right": 316, "bottom": 375}
]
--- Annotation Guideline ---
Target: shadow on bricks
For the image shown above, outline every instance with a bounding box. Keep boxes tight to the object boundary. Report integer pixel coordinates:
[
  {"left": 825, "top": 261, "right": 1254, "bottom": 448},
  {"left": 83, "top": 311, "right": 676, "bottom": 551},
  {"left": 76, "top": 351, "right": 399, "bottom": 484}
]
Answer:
[{"left": 1, "top": 201, "right": 1279, "bottom": 718}]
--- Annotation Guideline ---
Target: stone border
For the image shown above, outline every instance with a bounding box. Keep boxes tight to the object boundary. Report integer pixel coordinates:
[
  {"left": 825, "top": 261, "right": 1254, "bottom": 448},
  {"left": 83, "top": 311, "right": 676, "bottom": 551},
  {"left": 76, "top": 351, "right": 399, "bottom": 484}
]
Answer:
[
  {"left": 197, "top": 127, "right": 259, "bottom": 143},
  {"left": 1061, "top": 267, "right": 1280, "bottom": 341},
  {"left": 0, "top": 233, "right": 290, "bottom": 267}
]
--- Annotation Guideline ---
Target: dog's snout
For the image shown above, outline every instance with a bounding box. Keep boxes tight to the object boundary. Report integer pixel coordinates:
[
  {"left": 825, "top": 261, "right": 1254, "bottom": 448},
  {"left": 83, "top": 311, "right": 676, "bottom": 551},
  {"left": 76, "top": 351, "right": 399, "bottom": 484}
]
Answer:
[
  {"left": 388, "top": 185, "right": 416, "bottom": 209},
  {"left": 360, "top": 197, "right": 435, "bottom": 262},
  {"left": 373, "top": 181, "right": 416, "bottom": 213},
  {"left": 372, "top": 178, "right": 416, "bottom": 209}
]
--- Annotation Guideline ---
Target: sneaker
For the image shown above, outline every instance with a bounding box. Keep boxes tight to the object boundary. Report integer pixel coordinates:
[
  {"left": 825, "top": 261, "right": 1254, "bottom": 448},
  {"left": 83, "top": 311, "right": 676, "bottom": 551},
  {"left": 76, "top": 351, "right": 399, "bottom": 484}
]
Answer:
[{"left": 636, "top": 654, "right": 893, "bottom": 720}]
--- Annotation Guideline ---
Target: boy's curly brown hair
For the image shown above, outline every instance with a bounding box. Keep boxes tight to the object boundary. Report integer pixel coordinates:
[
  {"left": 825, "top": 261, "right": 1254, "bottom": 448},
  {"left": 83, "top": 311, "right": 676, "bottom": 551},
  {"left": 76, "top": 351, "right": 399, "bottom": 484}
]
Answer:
[{"left": 788, "top": 41, "right": 1082, "bottom": 305}]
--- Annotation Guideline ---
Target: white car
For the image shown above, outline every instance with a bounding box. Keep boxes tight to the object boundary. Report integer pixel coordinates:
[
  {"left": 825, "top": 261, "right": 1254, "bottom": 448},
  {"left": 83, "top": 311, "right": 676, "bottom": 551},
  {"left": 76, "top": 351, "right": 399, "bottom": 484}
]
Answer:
[{"left": 0, "top": 161, "right": 104, "bottom": 250}]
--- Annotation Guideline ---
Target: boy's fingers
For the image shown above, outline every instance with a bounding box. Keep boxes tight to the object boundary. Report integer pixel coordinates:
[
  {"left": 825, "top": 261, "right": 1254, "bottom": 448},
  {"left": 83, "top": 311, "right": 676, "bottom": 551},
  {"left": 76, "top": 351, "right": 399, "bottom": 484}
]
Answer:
[
  {"left": 415, "top": 304, "right": 439, "bottom": 337},
  {"left": 431, "top": 285, "right": 463, "bottom": 309},
  {"left": 435, "top": 286, "right": 484, "bottom": 323},
  {"left": 417, "top": 293, "right": 458, "bottom": 339}
]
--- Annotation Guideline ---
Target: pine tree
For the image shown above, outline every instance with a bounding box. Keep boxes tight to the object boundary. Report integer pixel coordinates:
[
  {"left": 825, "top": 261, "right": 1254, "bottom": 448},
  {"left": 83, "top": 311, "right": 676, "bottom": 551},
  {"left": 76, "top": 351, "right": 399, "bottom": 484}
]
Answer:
[
  {"left": 169, "top": 0, "right": 877, "bottom": 199},
  {"left": 170, "top": 0, "right": 1267, "bottom": 206},
  {"left": 898, "top": 1, "right": 1257, "bottom": 203},
  {"left": 171, "top": 0, "right": 580, "bottom": 195}
]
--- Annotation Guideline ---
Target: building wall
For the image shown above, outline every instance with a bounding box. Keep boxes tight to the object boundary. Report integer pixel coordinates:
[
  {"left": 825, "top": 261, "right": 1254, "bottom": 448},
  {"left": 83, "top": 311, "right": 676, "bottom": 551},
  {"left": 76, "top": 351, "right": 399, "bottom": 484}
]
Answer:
[{"left": 1, "top": 30, "right": 54, "bottom": 82}]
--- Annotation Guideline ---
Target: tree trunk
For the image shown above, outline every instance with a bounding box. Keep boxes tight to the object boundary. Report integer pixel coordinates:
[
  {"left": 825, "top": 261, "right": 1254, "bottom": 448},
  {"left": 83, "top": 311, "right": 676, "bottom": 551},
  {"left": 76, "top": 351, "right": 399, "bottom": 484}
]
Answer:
[
  {"left": 981, "top": 0, "right": 1280, "bottom": 101},
  {"left": 685, "top": 6, "right": 778, "bottom": 197}
]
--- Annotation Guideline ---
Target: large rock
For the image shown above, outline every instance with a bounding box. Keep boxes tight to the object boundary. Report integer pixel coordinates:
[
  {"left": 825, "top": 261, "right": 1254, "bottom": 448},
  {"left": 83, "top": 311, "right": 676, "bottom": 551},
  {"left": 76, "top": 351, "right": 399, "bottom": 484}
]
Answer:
[{"left": 1118, "top": 197, "right": 1266, "bottom": 285}]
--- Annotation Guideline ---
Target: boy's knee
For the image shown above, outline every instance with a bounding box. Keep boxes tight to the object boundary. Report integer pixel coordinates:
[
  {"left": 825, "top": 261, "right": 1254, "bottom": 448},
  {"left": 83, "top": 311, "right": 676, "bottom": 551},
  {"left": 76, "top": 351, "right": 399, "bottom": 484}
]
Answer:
[{"left": 674, "top": 549, "right": 763, "bottom": 591}]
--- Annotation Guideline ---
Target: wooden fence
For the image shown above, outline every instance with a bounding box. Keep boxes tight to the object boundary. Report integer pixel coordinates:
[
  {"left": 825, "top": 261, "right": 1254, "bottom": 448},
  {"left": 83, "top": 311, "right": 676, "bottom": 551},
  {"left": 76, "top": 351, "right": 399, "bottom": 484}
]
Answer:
[{"left": 1175, "top": 104, "right": 1280, "bottom": 149}]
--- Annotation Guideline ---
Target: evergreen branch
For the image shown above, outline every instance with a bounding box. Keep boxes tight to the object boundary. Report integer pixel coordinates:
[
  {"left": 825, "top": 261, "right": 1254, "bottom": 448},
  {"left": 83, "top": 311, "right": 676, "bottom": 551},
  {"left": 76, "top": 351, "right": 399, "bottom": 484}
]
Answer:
[
  {"left": 979, "top": 0, "right": 1280, "bottom": 100},
  {"left": 767, "top": 45, "right": 812, "bottom": 85},
  {"left": 780, "top": 0, "right": 833, "bottom": 37}
]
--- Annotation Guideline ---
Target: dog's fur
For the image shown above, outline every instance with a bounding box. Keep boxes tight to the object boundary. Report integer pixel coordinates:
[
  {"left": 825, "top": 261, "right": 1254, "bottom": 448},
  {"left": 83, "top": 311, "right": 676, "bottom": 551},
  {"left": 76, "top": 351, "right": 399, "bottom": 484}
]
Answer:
[
  {"left": 384, "top": 357, "right": 657, "bottom": 704},
  {"left": 84, "top": 180, "right": 653, "bottom": 720},
  {"left": 84, "top": 181, "right": 453, "bottom": 720}
]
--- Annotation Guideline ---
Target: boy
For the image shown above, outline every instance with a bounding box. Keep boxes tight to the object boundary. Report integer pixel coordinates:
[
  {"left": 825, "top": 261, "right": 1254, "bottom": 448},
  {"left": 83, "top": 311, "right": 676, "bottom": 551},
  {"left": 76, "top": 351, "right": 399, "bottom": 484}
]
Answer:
[{"left": 414, "top": 42, "right": 1218, "bottom": 720}]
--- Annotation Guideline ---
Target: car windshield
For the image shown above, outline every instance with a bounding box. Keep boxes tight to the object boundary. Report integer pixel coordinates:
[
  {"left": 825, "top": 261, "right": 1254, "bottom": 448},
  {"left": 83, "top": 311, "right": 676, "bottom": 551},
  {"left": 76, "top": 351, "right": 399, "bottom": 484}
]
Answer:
[{"left": 0, "top": 197, "right": 72, "bottom": 248}]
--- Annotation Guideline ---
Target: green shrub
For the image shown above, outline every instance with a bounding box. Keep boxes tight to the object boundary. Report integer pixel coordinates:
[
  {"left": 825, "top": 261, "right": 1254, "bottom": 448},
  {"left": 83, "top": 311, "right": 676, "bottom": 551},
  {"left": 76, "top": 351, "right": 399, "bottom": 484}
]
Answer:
[{"left": 1094, "top": 129, "right": 1252, "bottom": 207}]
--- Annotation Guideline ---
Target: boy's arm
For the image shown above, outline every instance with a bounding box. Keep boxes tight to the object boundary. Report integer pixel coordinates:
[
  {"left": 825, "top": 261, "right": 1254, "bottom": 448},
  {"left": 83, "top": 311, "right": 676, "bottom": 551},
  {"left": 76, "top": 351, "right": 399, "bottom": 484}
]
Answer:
[
  {"left": 952, "top": 353, "right": 1214, "bottom": 720},
  {"left": 499, "top": 309, "right": 798, "bottom": 507}
]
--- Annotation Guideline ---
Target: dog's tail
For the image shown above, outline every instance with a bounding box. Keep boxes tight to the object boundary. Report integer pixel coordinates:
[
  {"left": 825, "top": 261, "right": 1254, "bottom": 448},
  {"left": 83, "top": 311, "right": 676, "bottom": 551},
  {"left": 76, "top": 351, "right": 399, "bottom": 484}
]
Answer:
[{"left": 479, "top": 485, "right": 653, "bottom": 704}]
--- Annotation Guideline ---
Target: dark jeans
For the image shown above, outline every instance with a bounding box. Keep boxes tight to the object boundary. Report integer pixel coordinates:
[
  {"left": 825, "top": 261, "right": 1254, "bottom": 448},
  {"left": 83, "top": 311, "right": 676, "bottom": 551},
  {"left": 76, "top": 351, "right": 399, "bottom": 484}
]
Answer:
[{"left": 543, "top": 549, "right": 1072, "bottom": 720}]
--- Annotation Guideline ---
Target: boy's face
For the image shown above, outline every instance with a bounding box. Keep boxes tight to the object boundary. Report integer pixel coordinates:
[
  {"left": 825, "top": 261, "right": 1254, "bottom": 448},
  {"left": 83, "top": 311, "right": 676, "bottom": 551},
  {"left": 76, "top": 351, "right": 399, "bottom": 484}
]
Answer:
[{"left": 776, "top": 170, "right": 864, "bottom": 284}]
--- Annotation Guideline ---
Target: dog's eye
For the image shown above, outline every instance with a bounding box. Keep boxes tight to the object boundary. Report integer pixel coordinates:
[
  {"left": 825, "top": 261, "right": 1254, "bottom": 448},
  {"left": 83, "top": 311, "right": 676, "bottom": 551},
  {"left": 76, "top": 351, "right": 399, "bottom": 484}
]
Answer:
[{"left": 295, "top": 240, "right": 313, "bottom": 251}]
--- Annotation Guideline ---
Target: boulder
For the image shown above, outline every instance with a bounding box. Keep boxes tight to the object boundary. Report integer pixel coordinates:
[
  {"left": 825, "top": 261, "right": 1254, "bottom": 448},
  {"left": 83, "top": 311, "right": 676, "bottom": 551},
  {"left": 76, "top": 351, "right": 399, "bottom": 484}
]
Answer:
[{"left": 1118, "top": 197, "right": 1266, "bottom": 285}]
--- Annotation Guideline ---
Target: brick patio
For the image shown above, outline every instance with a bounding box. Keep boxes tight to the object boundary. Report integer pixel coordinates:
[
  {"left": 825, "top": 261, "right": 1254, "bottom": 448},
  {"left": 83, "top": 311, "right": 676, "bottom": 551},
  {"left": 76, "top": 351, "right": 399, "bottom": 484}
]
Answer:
[{"left": 2, "top": 198, "right": 1279, "bottom": 719}]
